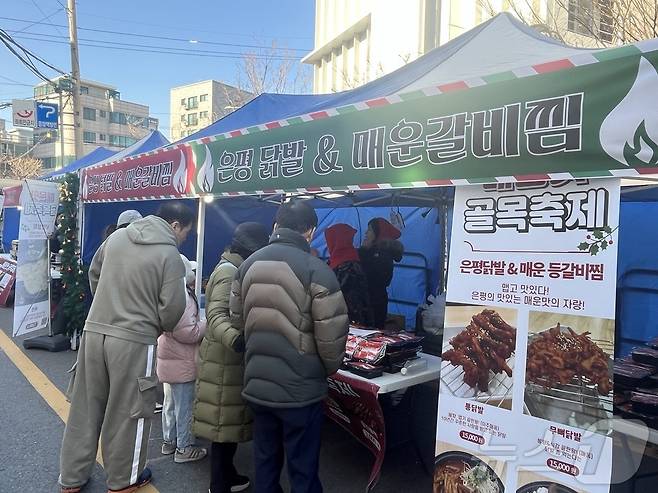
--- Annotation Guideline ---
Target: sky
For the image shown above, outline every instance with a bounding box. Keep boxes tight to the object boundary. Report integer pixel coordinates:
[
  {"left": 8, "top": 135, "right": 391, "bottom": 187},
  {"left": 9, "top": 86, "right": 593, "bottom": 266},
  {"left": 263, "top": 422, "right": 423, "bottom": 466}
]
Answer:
[{"left": 0, "top": 0, "right": 316, "bottom": 138}]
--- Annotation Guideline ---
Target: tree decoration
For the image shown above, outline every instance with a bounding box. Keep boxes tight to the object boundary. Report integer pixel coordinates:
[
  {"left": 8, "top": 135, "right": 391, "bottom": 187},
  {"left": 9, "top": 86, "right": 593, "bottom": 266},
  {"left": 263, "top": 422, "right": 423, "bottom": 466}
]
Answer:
[
  {"left": 57, "top": 173, "right": 88, "bottom": 337},
  {"left": 577, "top": 226, "right": 617, "bottom": 256}
]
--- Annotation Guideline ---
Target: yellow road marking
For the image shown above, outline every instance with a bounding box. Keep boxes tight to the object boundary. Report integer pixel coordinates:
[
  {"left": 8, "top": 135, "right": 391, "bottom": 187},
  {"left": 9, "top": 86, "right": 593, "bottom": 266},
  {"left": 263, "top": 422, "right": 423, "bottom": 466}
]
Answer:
[{"left": 0, "top": 330, "right": 160, "bottom": 493}]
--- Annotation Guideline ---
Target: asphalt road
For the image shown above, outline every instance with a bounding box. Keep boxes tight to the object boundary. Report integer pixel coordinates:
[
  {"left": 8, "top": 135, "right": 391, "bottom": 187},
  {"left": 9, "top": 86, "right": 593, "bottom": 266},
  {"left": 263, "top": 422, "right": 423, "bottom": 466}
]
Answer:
[{"left": 0, "top": 307, "right": 435, "bottom": 493}]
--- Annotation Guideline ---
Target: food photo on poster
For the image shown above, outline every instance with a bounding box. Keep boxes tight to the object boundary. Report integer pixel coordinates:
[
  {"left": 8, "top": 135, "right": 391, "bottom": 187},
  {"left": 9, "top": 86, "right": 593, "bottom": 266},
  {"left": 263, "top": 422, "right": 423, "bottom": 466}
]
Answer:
[
  {"left": 434, "top": 442, "right": 507, "bottom": 493},
  {"left": 515, "top": 470, "right": 584, "bottom": 493},
  {"left": 524, "top": 312, "right": 614, "bottom": 435},
  {"left": 440, "top": 304, "right": 518, "bottom": 410}
]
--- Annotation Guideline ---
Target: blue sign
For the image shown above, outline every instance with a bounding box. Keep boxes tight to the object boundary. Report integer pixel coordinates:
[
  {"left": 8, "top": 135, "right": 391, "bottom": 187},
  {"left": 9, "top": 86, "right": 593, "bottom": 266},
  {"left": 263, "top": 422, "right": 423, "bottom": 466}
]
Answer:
[{"left": 36, "top": 102, "right": 59, "bottom": 129}]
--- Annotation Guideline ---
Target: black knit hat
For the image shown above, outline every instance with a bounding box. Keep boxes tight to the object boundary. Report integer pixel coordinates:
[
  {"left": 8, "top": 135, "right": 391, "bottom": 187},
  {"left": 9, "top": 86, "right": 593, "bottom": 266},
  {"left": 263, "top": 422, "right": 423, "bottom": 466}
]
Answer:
[{"left": 232, "top": 222, "right": 269, "bottom": 256}]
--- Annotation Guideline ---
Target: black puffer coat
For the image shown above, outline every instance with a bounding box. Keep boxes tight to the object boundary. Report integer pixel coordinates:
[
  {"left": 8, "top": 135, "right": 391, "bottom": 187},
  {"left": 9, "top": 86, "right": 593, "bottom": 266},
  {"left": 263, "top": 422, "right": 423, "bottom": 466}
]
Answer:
[{"left": 230, "top": 228, "right": 349, "bottom": 408}]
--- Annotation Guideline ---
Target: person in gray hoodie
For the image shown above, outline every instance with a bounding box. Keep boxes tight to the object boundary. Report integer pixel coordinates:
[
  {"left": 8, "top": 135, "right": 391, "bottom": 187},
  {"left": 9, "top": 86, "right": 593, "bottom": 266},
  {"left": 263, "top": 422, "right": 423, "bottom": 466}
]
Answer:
[{"left": 59, "top": 201, "right": 194, "bottom": 493}]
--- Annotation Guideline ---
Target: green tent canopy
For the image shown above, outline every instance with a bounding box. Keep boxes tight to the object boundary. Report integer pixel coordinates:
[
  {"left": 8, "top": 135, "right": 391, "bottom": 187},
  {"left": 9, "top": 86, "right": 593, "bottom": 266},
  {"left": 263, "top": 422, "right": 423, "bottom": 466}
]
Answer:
[{"left": 80, "top": 37, "right": 658, "bottom": 202}]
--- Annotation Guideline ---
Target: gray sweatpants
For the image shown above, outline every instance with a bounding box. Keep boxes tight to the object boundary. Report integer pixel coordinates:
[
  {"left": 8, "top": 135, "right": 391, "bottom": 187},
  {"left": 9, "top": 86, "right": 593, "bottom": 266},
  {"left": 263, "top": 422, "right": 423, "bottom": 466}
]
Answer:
[{"left": 59, "top": 331, "right": 158, "bottom": 490}]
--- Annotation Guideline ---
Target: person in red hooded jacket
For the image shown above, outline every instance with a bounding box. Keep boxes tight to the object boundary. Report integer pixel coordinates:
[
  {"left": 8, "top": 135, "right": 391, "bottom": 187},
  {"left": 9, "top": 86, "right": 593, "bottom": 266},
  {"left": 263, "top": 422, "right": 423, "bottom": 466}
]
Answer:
[
  {"left": 325, "top": 224, "right": 373, "bottom": 327},
  {"left": 359, "top": 218, "right": 404, "bottom": 329}
]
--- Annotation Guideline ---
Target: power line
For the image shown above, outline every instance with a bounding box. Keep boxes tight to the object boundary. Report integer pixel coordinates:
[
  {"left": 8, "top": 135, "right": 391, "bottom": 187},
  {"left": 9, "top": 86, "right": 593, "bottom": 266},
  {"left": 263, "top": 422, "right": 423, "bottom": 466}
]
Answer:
[
  {"left": 0, "top": 33, "right": 53, "bottom": 84},
  {"left": 75, "top": 9, "right": 314, "bottom": 41},
  {"left": 26, "top": 1, "right": 66, "bottom": 36},
  {"left": 0, "top": 29, "right": 68, "bottom": 78},
  {"left": 10, "top": 34, "right": 305, "bottom": 60},
  {"left": 0, "top": 74, "right": 32, "bottom": 86},
  {"left": 12, "top": 5, "right": 64, "bottom": 35},
  {"left": 0, "top": 15, "right": 312, "bottom": 52},
  {"left": 0, "top": 82, "right": 34, "bottom": 86},
  {"left": 6, "top": 30, "right": 304, "bottom": 59}
]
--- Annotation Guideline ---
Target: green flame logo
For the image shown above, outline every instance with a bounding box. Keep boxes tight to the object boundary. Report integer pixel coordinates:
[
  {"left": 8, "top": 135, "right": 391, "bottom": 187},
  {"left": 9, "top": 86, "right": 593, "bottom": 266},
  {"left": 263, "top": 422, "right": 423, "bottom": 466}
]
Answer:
[{"left": 623, "top": 120, "right": 658, "bottom": 167}]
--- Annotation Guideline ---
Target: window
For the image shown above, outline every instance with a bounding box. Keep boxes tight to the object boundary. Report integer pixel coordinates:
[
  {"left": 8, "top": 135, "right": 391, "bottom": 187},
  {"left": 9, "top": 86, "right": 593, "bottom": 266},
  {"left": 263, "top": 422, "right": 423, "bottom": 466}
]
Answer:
[
  {"left": 110, "top": 111, "right": 128, "bottom": 124},
  {"left": 83, "top": 131, "right": 96, "bottom": 143},
  {"left": 42, "top": 157, "right": 57, "bottom": 169},
  {"left": 99, "top": 110, "right": 107, "bottom": 118},
  {"left": 598, "top": 0, "right": 613, "bottom": 42},
  {"left": 180, "top": 98, "right": 186, "bottom": 106},
  {"left": 83, "top": 107, "right": 96, "bottom": 121},
  {"left": 187, "top": 96, "right": 198, "bottom": 109},
  {"left": 200, "top": 111, "right": 209, "bottom": 119},
  {"left": 80, "top": 86, "right": 89, "bottom": 95},
  {"left": 568, "top": 0, "right": 613, "bottom": 41},
  {"left": 34, "top": 84, "right": 56, "bottom": 98},
  {"left": 200, "top": 94, "right": 208, "bottom": 102},
  {"left": 187, "top": 113, "right": 198, "bottom": 126},
  {"left": 109, "top": 135, "right": 137, "bottom": 148},
  {"left": 99, "top": 133, "right": 106, "bottom": 141}
]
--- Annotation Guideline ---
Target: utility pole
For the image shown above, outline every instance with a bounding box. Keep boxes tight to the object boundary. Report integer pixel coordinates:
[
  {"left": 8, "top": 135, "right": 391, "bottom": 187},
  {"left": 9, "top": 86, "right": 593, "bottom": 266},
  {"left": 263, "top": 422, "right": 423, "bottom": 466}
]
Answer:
[
  {"left": 58, "top": 88, "right": 65, "bottom": 168},
  {"left": 66, "top": 0, "right": 83, "bottom": 160}
]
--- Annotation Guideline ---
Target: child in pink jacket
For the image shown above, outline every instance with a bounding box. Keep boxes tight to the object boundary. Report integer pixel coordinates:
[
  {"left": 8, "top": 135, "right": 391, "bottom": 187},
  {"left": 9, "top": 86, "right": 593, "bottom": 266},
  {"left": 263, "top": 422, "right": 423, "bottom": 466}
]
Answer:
[{"left": 157, "top": 255, "right": 207, "bottom": 463}]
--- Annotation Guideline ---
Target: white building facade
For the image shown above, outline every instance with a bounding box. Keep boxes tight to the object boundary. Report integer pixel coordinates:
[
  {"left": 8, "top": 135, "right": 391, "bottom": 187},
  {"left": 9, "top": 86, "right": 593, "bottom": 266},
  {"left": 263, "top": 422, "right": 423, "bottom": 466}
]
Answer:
[
  {"left": 303, "top": 0, "right": 613, "bottom": 94},
  {"left": 32, "top": 76, "right": 158, "bottom": 169},
  {"left": 169, "top": 80, "right": 252, "bottom": 141}
]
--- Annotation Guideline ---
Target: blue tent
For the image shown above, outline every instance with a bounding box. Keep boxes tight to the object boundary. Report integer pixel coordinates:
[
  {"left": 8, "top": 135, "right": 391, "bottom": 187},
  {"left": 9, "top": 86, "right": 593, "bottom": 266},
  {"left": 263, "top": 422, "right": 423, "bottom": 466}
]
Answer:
[
  {"left": 179, "top": 93, "right": 340, "bottom": 143},
  {"left": 1, "top": 207, "right": 20, "bottom": 253},
  {"left": 41, "top": 131, "right": 169, "bottom": 182},
  {"left": 81, "top": 13, "right": 596, "bottom": 328},
  {"left": 41, "top": 147, "right": 117, "bottom": 181},
  {"left": 88, "top": 130, "right": 170, "bottom": 168},
  {"left": 82, "top": 189, "right": 447, "bottom": 327},
  {"left": 178, "top": 13, "right": 592, "bottom": 145},
  {"left": 616, "top": 186, "right": 658, "bottom": 356}
]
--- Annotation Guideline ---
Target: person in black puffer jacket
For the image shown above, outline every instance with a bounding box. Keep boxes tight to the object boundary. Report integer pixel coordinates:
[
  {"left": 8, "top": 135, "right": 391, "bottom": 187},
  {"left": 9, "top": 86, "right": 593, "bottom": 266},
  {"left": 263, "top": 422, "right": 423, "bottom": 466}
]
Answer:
[
  {"left": 359, "top": 218, "right": 404, "bottom": 329},
  {"left": 230, "top": 200, "right": 348, "bottom": 493}
]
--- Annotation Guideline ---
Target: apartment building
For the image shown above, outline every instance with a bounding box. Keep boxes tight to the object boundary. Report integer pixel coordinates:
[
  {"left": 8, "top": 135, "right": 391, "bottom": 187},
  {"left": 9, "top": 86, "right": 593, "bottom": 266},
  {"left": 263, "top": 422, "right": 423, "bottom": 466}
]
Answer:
[
  {"left": 303, "top": 0, "right": 614, "bottom": 94},
  {"left": 32, "top": 76, "right": 159, "bottom": 169},
  {"left": 169, "top": 80, "right": 252, "bottom": 141},
  {"left": 0, "top": 119, "right": 31, "bottom": 158}
]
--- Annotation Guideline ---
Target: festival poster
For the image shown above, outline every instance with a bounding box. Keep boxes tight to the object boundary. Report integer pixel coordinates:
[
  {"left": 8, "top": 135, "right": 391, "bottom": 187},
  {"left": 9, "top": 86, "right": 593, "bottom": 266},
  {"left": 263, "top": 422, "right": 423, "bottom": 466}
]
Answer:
[
  {"left": 13, "top": 180, "right": 59, "bottom": 337},
  {"left": 435, "top": 179, "right": 620, "bottom": 493}
]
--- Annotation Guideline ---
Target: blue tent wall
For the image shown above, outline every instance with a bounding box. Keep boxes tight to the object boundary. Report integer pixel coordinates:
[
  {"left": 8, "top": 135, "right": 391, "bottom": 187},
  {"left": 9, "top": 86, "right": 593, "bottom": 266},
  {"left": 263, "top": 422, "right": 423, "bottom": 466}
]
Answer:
[
  {"left": 311, "top": 206, "right": 442, "bottom": 327},
  {"left": 80, "top": 198, "right": 442, "bottom": 329},
  {"left": 616, "top": 193, "right": 658, "bottom": 356},
  {"left": 81, "top": 199, "right": 199, "bottom": 265},
  {"left": 201, "top": 198, "right": 278, "bottom": 277},
  {"left": 2, "top": 207, "right": 20, "bottom": 253}
]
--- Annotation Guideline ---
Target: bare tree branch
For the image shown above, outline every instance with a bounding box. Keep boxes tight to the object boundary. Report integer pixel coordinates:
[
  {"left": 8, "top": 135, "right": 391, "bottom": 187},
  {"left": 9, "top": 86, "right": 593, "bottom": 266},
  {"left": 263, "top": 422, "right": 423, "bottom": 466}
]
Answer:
[
  {"left": 478, "top": 0, "right": 658, "bottom": 48},
  {"left": 222, "top": 42, "right": 311, "bottom": 113},
  {"left": 0, "top": 154, "right": 43, "bottom": 180}
]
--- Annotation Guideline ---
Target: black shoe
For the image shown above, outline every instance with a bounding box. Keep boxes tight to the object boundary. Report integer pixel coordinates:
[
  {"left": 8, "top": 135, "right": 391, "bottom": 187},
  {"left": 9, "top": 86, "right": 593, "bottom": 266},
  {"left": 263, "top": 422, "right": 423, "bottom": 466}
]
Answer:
[{"left": 230, "top": 475, "right": 250, "bottom": 493}]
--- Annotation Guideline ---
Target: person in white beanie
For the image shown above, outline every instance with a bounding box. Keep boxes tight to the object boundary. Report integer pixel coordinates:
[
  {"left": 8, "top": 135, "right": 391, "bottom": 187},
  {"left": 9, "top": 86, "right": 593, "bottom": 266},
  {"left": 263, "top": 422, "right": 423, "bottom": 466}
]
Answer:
[
  {"left": 102, "top": 210, "right": 143, "bottom": 241},
  {"left": 117, "top": 210, "right": 143, "bottom": 229},
  {"left": 157, "top": 254, "right": 208, "bottom": 464}
]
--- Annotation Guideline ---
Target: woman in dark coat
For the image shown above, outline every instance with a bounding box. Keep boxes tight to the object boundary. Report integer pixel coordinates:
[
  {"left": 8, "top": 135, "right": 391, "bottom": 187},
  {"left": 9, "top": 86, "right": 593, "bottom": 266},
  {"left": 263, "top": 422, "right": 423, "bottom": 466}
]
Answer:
[
  {"left": 325, "top": 223, "right": 373, "bottom": 327},
  {"left": 359, "top": 218, "right": 404, "bottom": 329}
]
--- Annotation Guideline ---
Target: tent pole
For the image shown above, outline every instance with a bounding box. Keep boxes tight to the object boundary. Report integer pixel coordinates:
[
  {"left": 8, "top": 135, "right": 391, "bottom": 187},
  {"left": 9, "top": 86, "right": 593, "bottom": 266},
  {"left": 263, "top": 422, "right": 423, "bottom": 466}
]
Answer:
[
  {"left": 195, "top": 198, "right": 206, "bottom": 300},
  {"left": 77, "top": 175, "right": 84, "bottom": 261},
  {"left": 439, "top": 201, "right": 448, "bottom": 294}
]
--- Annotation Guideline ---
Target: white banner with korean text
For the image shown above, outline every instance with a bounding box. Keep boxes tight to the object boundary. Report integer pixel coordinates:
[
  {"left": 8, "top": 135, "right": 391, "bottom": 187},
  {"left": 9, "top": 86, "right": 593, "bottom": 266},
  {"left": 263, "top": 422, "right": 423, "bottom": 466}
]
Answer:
[
  {"left": 13, "top": 180, "right": 59, "bottom": 337},
  {"left": 435, "top": 179, "right": 620, "bottom": 493}
]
